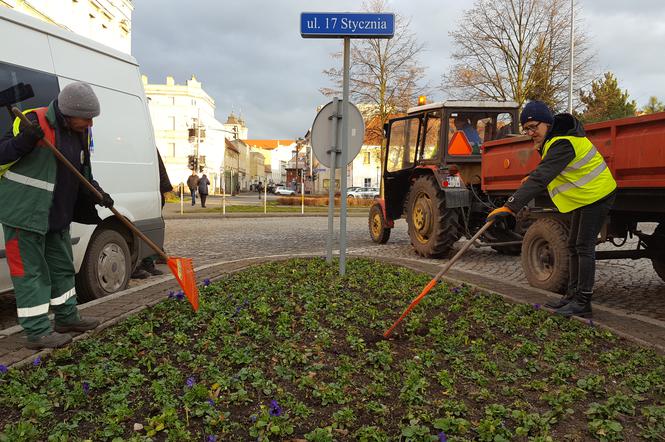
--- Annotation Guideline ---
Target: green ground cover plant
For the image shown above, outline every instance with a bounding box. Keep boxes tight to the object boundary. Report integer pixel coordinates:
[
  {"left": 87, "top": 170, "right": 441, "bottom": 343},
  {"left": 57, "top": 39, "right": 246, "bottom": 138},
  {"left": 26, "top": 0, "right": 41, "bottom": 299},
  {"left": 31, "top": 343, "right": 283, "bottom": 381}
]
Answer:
[{"left": 0, "top": 258, "right": 663, "bottom": 441}]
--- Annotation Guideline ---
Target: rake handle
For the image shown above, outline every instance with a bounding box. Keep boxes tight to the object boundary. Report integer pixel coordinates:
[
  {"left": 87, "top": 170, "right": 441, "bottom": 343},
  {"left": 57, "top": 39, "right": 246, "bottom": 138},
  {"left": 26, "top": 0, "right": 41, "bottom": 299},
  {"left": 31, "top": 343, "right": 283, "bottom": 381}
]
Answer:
[
  {"left": 383, "top": 220, "right": 495, "bottom": 338},
  {"left": 12, "top": 107, "right": 168, "bottom": 262}
]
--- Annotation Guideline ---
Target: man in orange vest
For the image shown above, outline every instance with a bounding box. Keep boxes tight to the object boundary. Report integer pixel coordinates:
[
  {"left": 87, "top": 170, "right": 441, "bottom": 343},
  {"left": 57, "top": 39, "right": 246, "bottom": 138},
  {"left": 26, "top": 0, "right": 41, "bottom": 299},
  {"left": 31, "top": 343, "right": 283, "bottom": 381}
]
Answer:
[{"left": 0, "top": 82, "right": 112, "bottom": 349}]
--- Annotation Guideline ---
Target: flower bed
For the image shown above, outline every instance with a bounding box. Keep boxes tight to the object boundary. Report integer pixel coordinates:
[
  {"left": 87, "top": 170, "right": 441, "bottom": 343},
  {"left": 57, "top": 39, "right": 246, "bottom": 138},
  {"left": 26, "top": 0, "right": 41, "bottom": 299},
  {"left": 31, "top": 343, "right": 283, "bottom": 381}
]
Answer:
[{"left": 0, "top": 258, "right": 663, "bottom": 441}]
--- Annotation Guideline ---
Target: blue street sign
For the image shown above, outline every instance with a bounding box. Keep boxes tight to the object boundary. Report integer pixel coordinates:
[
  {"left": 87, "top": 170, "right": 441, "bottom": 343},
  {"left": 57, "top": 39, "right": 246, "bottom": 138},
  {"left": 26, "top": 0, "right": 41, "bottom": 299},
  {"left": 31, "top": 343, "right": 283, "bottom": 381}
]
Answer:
[{"left": 300, "top": 12, "right": 395, "bottom": 39}]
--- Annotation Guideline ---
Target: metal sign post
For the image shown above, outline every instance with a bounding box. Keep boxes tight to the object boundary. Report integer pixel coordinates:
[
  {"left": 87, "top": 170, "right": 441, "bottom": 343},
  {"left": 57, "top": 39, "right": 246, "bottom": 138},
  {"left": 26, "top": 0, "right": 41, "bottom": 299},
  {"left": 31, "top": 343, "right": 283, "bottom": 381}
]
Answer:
[
  {"left": 302, "top": 11, "right": 394, "bottom": 275},
  {"left": 339, "top": 37, "right": 350, "bottom": 275},
  {"left": 326, "top": 98, "right": 340, "bottom": 262}
]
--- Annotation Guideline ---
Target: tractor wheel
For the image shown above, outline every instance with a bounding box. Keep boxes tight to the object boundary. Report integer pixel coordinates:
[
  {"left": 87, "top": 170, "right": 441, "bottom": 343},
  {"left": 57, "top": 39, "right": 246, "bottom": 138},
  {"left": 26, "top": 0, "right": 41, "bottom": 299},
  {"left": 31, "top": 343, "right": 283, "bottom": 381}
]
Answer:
[
  {"left": 406, "top": 175, "right": 461, "bottom": 258},
  {"left": 521, "top": 217, "right": 569, "bottom": 293},
  {"left": 369, "top": 203, "right": 391, "bottom": 244},
  {"left": 651, "top": 223, "right": 665, "bottom": 282}
]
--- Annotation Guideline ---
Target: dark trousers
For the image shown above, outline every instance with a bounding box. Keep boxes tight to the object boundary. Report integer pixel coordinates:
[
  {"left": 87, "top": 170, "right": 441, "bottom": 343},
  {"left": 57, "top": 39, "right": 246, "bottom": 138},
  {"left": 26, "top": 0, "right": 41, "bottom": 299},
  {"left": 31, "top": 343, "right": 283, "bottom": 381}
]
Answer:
[
  {"left": 200, "top": 194, "right": 207, "bottom": 207},
  {"left": 567, "top": 192, "right": 616, "bottom": 295},
  {"left": 190, "top": 189, "right": 196, "bottom": 205}
]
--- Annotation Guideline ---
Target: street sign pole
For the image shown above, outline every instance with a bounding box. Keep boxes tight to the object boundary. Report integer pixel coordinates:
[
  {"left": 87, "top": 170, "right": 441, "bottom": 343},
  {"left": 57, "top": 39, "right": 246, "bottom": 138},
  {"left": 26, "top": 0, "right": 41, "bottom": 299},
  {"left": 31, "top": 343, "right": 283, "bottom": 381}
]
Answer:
[
  {"left": 302, "top": 11, "right": 393, "bottom": 275},
  {"left": 339, "top": 37, "right": 350, "bottom": 276},
  {"left": 326, "top": 97, "right": 340, "bottom": 263}
]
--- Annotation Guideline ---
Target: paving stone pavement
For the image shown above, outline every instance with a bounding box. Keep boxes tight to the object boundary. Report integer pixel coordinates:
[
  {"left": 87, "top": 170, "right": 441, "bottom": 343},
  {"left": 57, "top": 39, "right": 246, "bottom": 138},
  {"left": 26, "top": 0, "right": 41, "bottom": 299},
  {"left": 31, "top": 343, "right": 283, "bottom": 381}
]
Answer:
[
  {"left": 162, "top": 216, "right": 664, "bottom": 322},
  {"left": 1, "top": 216, "right": 663, "bottom": 366}
]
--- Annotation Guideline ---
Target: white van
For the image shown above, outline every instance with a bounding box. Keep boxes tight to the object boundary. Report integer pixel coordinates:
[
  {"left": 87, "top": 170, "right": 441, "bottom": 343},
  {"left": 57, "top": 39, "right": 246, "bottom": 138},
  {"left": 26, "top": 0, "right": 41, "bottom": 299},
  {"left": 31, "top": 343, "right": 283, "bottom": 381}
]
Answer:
[{"left": 0, "top": 8, "right": 164, "bottom": 301}]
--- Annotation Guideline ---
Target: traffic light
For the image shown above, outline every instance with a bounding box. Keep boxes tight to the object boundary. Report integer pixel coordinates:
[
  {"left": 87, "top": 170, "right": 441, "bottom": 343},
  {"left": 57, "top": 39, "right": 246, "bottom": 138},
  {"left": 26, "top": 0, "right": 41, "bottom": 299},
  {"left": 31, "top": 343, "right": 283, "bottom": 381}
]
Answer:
[{"left": 187, "top": 155, "right": 198, "bottom": 170}]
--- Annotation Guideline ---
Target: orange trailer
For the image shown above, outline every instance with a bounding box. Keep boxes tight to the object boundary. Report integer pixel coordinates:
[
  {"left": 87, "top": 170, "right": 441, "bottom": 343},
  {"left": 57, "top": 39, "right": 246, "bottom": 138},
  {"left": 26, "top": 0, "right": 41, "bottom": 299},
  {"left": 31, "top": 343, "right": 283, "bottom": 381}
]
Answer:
[{"left": 482, "top": 112, "right": 665, "bottom": 291}]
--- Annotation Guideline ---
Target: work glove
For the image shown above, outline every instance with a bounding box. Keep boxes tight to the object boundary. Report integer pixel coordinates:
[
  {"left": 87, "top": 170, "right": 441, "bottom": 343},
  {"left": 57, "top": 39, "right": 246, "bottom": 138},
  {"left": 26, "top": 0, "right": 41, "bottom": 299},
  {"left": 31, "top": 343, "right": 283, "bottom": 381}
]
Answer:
[
  {"left": 486, "top": 206, "right": 515, "bottom": 231},
  {"left": 97, "top": 191, "right": 114, "bottom": 208},
  {"left": 19, "top": 121, "right": 45, "bottom": 146}
]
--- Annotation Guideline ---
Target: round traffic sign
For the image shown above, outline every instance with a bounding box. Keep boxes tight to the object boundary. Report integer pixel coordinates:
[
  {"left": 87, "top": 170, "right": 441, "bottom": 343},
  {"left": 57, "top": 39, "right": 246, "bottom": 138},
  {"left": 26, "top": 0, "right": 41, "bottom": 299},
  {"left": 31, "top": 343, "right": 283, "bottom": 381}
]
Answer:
[{"left": 311, "top": 100, "right": 365, "bottom": 168}]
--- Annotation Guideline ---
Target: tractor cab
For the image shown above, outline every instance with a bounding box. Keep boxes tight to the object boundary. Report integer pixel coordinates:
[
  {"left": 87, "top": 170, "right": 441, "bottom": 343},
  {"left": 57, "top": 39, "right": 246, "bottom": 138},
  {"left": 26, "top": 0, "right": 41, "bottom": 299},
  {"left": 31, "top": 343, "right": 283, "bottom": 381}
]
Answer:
[{"left": 369, "top": 100, "right": 519, "bottom": 256}]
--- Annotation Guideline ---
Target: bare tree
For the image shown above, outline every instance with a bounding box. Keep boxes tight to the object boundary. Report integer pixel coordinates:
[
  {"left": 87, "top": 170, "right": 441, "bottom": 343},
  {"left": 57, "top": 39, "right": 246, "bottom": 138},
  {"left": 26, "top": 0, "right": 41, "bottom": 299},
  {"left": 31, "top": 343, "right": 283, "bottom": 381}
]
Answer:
[
  {"left": 321, "top": 0, "right": 428, "bottom": 143},
  {"left": 443, "top": 0, "right": 595, "bottom": 112}
]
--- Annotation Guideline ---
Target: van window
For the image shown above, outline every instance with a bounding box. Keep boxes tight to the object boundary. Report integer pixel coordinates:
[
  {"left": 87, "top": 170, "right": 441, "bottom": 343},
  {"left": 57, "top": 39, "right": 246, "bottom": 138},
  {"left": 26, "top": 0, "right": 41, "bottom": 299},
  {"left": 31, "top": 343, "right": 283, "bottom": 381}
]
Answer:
[{"left": 0, "top": 62, "right": 60, "bottom": 134}]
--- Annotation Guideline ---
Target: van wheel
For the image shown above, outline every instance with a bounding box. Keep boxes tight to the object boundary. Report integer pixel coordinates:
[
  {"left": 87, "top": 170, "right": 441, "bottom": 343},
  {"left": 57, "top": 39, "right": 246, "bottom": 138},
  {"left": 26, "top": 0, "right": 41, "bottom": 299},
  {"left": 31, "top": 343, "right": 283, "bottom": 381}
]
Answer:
[
  {"left": 369, "top": 203, "right": 391, "bottom": 244},
  {"left": 76, "top": 228, "right": 131, "bottom": 303},
  {"left": 521, "top": 218, "right": 569, "bottom": 293}
]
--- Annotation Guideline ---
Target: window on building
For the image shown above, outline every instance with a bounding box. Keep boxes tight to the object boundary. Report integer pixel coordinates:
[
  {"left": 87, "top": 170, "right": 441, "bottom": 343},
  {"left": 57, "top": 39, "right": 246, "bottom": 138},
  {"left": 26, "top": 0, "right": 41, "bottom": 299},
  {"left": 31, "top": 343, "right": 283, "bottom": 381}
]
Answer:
[
  {"left": 170, "top": 96, "right": 175, "bottom": 105},
  {"left": 364, "top": 178, "right": 372, "bottom": 187},
  {"left": 363, "top": 151, "right": 371, "bottom": 164},
  {"left": 167, "top": 143, "right": 176, "bottom": 157},
  {"left": 168, "top": 116, "right": 175, "bottom": 131}
]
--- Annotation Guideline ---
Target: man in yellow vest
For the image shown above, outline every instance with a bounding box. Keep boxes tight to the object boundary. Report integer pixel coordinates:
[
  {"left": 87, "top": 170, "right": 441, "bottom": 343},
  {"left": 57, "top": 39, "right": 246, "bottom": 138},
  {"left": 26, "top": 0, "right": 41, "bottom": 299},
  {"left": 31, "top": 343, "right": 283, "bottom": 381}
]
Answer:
[
  {"left": 0, "top": 82, "right": 112, "bottom": 349},
  {"left": 487, "top": 101, "right": 617, "bottom": 318}
]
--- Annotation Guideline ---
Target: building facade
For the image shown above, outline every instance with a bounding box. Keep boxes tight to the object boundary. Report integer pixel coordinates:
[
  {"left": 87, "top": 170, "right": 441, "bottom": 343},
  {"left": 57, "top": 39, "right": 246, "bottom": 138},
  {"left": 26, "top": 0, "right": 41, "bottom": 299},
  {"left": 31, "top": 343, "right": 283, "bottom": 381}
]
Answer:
[
  {"left": 0, "top": 0, "right": 133, "bottom": 53},
  {"left": 143, "top": 74, "right": 237, "bottom": 194}
]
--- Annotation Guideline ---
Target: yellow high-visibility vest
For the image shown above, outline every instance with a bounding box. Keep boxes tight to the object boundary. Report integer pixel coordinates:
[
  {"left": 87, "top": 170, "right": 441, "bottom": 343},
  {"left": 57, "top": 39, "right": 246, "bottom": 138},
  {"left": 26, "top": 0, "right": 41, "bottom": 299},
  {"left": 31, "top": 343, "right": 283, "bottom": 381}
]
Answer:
[{"left": 542, "top": 135, "right": 617, "bottom": 213}]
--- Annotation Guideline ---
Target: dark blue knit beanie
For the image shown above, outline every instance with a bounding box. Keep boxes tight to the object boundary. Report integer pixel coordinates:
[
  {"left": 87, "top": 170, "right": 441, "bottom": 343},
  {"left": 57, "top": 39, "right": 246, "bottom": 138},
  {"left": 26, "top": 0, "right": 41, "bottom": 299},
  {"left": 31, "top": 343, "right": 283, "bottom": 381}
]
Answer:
[{"left": 520, "top": 101, "right": 554, "bottom": 126}]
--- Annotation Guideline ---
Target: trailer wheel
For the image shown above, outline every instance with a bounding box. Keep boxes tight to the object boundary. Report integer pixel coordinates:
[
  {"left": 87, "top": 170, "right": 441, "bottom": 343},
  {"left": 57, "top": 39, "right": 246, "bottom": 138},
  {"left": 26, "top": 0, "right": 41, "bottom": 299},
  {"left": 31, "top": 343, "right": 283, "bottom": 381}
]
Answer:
[
  {"left": 651, "top": 223, "right": 665, "bottom": 282},
  {"left": 521, "top": 218, "right": 569, "bottom": 293},
  {"left": 406, "top": 175, "right": 461, "bottom": 258},
  {"left": 369, "top": 203, "right": 391, "bottom": 244}
]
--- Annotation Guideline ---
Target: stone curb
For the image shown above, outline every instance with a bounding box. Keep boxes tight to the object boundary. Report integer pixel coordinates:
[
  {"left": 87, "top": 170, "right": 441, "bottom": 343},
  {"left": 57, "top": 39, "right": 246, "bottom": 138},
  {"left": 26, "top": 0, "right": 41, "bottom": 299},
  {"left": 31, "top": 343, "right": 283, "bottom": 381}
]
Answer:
[{"left": 2, "top": 252, "right": 663, "bottom": 368}]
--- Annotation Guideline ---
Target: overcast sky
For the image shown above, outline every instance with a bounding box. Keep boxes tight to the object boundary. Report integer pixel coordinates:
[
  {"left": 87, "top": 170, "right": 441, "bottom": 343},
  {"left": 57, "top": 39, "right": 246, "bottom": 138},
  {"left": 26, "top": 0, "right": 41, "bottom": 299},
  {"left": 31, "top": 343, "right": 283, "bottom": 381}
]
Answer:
[{"left": 132, "top": 0, "right": 665, "bottom": 139}]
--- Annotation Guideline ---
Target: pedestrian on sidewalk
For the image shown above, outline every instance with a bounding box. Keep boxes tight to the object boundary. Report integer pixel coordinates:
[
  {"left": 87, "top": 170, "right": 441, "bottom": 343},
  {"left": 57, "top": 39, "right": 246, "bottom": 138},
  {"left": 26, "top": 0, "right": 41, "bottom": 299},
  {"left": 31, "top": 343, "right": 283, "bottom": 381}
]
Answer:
[
  {"left": 258, "top": 181, "right": 264, "bottom": 200},
  {"left": 198, "top": 173, "right": 210, "bottom": 208},
  {"left": 487, "top": 101, "right": 617, "bottom": 318},
  {"left": 187, "top": 171, "right": 199, "bottom": 206},
  {"left": 0, "top": 82, "right": 109, "bottom": 349}
]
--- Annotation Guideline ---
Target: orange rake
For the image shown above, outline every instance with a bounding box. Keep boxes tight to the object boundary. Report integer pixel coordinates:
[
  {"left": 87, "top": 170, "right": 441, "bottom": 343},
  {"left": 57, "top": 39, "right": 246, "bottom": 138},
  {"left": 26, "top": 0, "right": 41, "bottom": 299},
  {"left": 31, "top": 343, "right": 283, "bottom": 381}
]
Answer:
[
  {"left": 12, "top": 107, "right": 200, "bottom": 311},
  {"left": 383, "top": 220, "right": 494, "bottom": 338}
]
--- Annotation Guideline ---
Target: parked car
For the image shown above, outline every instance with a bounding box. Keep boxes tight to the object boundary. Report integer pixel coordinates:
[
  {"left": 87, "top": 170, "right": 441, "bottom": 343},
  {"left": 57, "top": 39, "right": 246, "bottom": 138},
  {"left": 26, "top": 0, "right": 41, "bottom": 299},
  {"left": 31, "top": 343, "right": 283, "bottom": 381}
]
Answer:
[
  {"left": 0, "top": 7, "right": 164, "bottom": 302},
  {"left": 347, "top": 187, "right": 379, "bottom": 198},
  {"left": 274, "top": 186, "right": 296, "bottom": 196}
]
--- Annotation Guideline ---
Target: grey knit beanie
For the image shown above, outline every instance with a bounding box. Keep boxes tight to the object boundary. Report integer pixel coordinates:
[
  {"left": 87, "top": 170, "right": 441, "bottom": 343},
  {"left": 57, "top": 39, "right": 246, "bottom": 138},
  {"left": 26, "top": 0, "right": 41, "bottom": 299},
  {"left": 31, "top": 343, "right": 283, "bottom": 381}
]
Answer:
[{"left": 57, "top": 82, "right": 100, "bottom": 118}]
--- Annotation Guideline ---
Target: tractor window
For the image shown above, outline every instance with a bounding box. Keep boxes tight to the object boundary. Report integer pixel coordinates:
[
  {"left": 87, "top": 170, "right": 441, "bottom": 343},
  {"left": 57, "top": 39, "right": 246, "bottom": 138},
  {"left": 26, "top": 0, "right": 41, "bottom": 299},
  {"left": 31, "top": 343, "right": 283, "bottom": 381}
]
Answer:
[
  {"left": 495, "top": 113, "right": 514, "bottom": 139},
  {"left": 386, "top": 117, "right": 419, "bottom": 172},
  {"left": 422, "top": 111, "right": 441, "bottom": 160}
]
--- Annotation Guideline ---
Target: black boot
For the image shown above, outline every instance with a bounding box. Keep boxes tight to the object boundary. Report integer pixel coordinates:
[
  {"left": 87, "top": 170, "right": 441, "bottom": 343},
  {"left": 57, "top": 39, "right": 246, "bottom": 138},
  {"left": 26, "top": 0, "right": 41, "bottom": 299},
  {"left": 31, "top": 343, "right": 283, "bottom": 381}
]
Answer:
[
  {"left": 545, "top": 291, "right": 575, "bottom": 309},
  {"left": 555, "top": 291, "right": 593, "bottom": 318}
]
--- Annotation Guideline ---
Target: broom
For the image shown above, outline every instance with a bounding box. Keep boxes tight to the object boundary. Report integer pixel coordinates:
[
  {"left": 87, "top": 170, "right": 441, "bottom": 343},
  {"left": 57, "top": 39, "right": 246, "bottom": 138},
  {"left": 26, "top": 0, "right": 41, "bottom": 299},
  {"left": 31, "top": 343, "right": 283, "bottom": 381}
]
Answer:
[
  {"left": 12, "top": 107, "right": 199, "bottom": 311},
  {"left": 383, "top": 220, "right": 495, "bottom": 337}
]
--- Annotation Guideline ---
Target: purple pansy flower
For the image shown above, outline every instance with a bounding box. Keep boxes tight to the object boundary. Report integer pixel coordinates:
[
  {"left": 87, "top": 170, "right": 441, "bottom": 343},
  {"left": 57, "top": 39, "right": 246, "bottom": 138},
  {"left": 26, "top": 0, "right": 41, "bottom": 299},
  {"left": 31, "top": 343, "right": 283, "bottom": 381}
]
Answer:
[
  {"left": 33, "top": 356, "right": 41, "bottom": 366},
  {"left": 452, "top": 287, "right": 461, "bottom": 294},
  {"left": 0, "top": 365, "right": 7, "bottom": 374},
  {"left": 186, "top": 377, "right": 195, "bottom": 388},
  {"left": 438, "top": 431, "right": 448, "bottom": 442},
  {"left": 207, "top": 436, "right": 217, "bottom": 442},
  {"left": 533, "top": 303, "right": 541, "bottom": 310},
  {"left": 250, "top": 414, "right": 257, "bottom": 422},
  {"left": 175, "top": 291, "right": 185, "bottom": 301},
  {"left": 588, "top": 319, "right": 595, "bottom": 327},
  {"left": 167, "top": 290, "right": 175, "bottom": 298},
  {"left": 269, "top": 399, "right": 282, "bottom": 417},
  {"left": 203, "top": 278, "right": 211, "bottom": 287},
  {"left": 206, "top": 399, "right": 215, "bottom": 406},
  {"left": 82, "top": 381, "right": 90, "bottom": 395}
]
